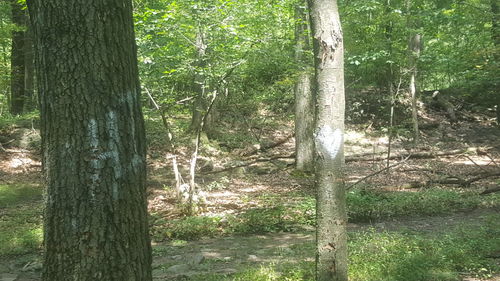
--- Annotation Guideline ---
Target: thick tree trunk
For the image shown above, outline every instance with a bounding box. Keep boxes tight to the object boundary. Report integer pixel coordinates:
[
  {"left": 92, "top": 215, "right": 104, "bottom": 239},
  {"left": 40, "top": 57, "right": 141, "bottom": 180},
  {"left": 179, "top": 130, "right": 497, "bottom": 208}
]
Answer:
[
  {"left": 27, "top": 0, "right": 152, "bottom": 280},
  {"left": 308, "top": 0, "right": 348, "bottom": 280},
  {"left": 294, "top": 1, "right": 315, "bottom": 172},
  {"left": 10, "top": 0, "right": 25, "bottom": 115}
]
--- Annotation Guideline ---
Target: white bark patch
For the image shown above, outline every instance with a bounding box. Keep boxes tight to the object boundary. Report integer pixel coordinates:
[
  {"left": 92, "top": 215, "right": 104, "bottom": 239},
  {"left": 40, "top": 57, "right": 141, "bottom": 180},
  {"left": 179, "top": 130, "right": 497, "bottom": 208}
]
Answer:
[
  {"left": 315, "top": 126, "right": 343, "bottom": 159},
  {"left": 87, "top": 119, "right": 100, "bottom": 200},
  {"left": 126, "top": 91, "right": 137, "bottom": 152},
  {"left": 132, "top": 154, "right": 143, "bottom": 170},
  {"left": 106, "top": 111, "right": 122, "bottom": 179},
  {"left": 88, "top": 119, "right": 99, "bottom": 149}
]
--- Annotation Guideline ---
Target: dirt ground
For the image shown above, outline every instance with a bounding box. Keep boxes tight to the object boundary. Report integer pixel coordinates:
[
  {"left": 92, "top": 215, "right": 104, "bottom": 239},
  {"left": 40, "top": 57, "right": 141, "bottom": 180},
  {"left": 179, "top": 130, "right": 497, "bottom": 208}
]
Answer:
[{"left": 1, "top": 108, "right": 500, "bottom": 281}]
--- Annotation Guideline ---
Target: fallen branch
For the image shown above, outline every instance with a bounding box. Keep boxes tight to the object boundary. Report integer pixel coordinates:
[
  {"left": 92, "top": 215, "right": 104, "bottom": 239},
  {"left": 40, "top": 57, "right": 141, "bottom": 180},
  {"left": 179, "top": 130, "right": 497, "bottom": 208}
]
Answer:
[
  {"left": 347, "top": 154, "right": 412, "bottom": 190},
  {"left": 202, "top": 153, "right": 294, "bottom": 174},
  {"left": 403, "top": 172, "right": 500, "bottom": 188},
  {"left": 238, "top": 133, "right": 295, "bottom": 156},
  {"left": 481, "top": 186, "right": 500, "bottom": 195},
  {"left": 346, "top": 149, "right": 465, "bottom": 163}
]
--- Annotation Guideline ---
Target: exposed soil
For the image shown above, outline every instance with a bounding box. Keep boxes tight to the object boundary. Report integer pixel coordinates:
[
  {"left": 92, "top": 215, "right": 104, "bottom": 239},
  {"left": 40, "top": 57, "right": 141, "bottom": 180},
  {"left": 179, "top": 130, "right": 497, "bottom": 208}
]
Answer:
[{"left": 1, "top": 108, "right": 500, "bottom": 280}]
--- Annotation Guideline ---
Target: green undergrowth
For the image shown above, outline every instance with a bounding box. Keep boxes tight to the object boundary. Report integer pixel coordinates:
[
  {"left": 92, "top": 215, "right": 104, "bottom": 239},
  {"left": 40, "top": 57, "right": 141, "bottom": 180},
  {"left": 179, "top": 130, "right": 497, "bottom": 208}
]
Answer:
[
  {"left": 0, "top": 111, "right": 39, "bottom": 131},
  {"left": 190, "top": 214, "right": 500, "bottom": 280},
  {"left": 0, "top": 184, "right": 43, "bottom": 256},
  {"left": 347, "top": 188, "right": 499, "bottom": 222},
  {"left": 0, "top": 184, "right": 43, "bottom": 207},
  {"left": 152, "top": 188, "right": 500, "bottom": 241}
]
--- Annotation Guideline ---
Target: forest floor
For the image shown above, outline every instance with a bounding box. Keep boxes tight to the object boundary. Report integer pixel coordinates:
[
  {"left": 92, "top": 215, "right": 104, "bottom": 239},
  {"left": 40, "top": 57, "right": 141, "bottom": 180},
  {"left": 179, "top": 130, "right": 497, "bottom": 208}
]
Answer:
[{"left": 0, "top": 107, "right": 500, "bottom": 280}]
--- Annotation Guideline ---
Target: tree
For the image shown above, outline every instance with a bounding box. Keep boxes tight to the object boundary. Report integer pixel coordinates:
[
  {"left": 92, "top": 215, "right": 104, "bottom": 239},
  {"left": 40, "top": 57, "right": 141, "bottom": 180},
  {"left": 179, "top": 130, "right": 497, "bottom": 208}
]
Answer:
[
  {"left": 406, "top": 0, "right": 421, "bottom": 144},
  {"left": 308, "top": 0, "right": 348, "bottom": 280},
  {"left": 491, "top": 0, "right": 499, "bottom": 124},
  {"left": 26, "top": 0, "right": 152, "bottom": 280},
  {"left": 294, "top": 0, "right": 315, "bottom": 172},
  {"left": 10, "top": 0, "right": 25, "bottom": 115}
]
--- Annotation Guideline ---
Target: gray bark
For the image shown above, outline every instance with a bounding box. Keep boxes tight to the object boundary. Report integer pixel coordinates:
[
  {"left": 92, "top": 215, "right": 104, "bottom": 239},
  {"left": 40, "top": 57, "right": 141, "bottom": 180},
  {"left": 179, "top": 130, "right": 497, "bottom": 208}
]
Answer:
[
  {"left": 27, "top": 0, "right": 152, "bottom": 280},
  {"left": 295, "top": 72, "right": 315, "bottom": 171},
  {"left": 294, "top": 1, "right": 315, "bottom": 172},
  {"left": 409, "top": 33, "right": 421, "bottom": 144},
  {"left": 308, "top": 0, "right": 348, "bottom": 280}
]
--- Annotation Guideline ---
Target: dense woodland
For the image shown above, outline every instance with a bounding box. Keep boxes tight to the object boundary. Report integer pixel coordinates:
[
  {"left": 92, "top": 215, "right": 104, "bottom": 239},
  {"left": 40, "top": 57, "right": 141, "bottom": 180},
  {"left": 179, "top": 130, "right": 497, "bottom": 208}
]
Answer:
[{"left": 0, "top": 0, "right": 499, "bottom": 280}]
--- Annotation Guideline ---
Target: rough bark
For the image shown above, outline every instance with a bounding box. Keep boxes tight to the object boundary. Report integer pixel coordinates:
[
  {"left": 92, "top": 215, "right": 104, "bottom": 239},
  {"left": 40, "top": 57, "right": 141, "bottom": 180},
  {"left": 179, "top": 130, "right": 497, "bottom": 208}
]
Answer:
[
  {"left": 27, "top": 0, "right": 152, "bottom": 280},
  {"left": 10, "top": 0, "right": 26, "bottom": 115},
  {"left": 308, "top": 0, "right": 348, "bottom": 280}
]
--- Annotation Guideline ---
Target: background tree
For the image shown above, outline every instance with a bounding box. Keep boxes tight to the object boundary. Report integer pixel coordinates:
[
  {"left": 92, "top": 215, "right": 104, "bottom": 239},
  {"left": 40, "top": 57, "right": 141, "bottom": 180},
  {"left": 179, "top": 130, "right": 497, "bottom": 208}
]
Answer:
[
  {"left": 9, "top": 0, "right": 25, "bottom": 115},
  {"left": 27, "top": 0, "right": 152, "bottom": 280},
  {"left": 308, "top": 0, "right": 348, "bottom": 280},
  {"left": 294, "top": 0, "right": 315, "bottom": 172}
]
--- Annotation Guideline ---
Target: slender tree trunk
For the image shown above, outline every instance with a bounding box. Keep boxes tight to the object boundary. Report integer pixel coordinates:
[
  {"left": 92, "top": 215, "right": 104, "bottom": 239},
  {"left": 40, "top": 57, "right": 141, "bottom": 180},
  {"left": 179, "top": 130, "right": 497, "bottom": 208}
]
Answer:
[
  {"left": 294, "top": 1, "right": 315, "bottom": 172},
  {"left": 27, "top": 0, "right": 152, "bottom": 280},
  {"left": 406, "top": 0, "right": 420, "bottom": 144},
  {"left": 491, "top": 0, "right": 500, "bottom": 124},
  {"left": 308, "top": 0, "right": 348, "bottom": 280},
  {"left": 189, "top": 29, "right": 209, "bottom": 134},
  {"left": 10, "top": 0, "right": 26, "bottom": 115},
  {"left": 295, "top": 72, "right": 315, "bottom": 171},
  {"left": 408, "top": 33, "right": 421, "bottom": 144},
  {"left": 385, "top": 0, "right": 395, "bottom": 168}
]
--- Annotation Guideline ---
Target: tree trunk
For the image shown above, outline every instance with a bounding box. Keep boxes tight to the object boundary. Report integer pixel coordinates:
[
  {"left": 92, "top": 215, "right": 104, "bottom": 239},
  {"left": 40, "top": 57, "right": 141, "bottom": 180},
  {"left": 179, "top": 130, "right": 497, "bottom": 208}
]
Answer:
[
  {"left": 10, "top": 0, "right": 25, "bottom": 115},
  {"left": 409, "top": 33, "right": 421, "bottom": 144},
  {"left": 189, "top": 29, "right": 209, "bottom": 134},
  {"left": 308, "top": 0, "right": 348, "bottom": 280},
  {"left": 491, "top": 0, "right": 499, "bottom": 124},
  {"left": 24, "top": 21, "right": 35, "bottom": 111},
  {"left": 27, "top": 0, "right": 152, "bottom": 280},
  {"left": 406, "top": 0, "right": 421, "bottom": 144},
  {"left": 294, "top": 1, "right": 315, "bottom": 172},
  {"left": 295, "top": 72, "right": 315, "bottom": 171}
]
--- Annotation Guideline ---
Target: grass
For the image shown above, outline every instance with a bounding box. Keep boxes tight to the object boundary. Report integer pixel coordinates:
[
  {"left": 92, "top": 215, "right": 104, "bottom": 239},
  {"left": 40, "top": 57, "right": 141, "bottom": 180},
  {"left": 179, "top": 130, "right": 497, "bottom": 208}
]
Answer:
[
  {"left": 0, "top": 184, "right": 43, "bottom": 256},
  {"left": 188, "top": 214, "right": 500, "bottom": 280},
  {"left": 151, "top": 188, "right": 500, "bottom": 241},
  {"left": 0, "top": 184, "right": 43, "bottom": 207}
]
